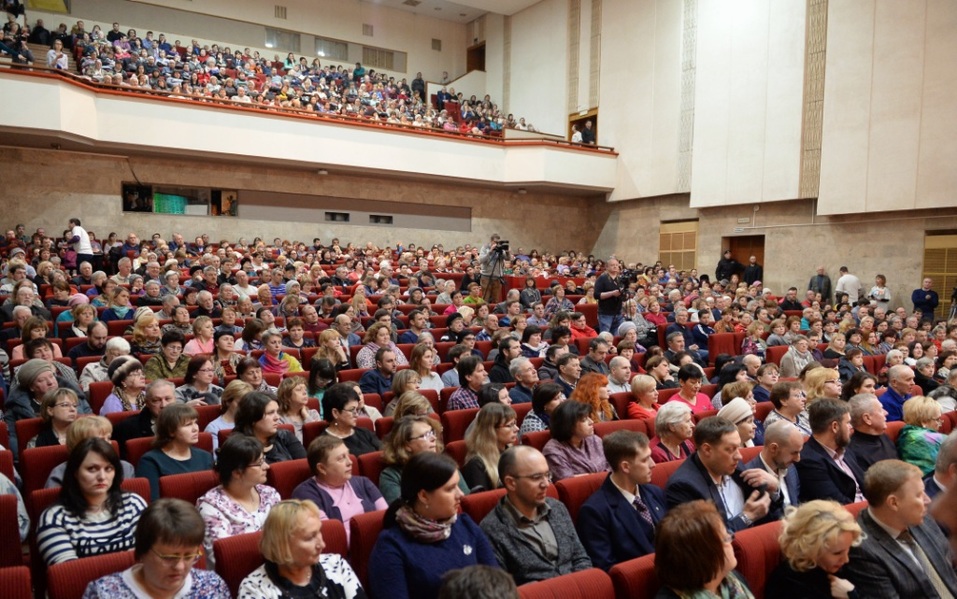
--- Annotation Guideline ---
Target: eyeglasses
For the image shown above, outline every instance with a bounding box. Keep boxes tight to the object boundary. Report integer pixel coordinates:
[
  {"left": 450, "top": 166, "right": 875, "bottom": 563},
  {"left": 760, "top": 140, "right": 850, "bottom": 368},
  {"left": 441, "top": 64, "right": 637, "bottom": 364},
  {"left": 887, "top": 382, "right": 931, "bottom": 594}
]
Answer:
[
  {"left": 410, "top": 429, "right": 436, "bottom": 442},
  {"left": 246, "top": 457, "right": 266, "bottom": 469},
  {"left": 340, "top": 407, "right": 359, "bottom": 414},
  {"left": 151, "top": 548, "right": 203, "bottom": 566},
  {"left": 512, "top": 471, "right": 552, "bottom": 483}
]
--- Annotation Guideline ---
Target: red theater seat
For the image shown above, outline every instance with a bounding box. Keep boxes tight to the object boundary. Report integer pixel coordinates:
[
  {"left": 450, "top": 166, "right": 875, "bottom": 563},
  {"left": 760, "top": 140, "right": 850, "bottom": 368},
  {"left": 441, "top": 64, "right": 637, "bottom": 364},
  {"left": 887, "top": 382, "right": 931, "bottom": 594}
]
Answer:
[{"left": 518, "top": 568, "right": 613, "bottom": 599}]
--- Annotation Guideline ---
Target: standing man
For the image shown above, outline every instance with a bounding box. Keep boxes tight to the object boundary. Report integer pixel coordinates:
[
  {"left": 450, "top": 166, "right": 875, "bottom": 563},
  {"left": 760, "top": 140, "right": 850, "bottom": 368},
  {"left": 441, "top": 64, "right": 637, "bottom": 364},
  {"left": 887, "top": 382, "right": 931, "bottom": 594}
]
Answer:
[
  {"left": 715, "top": 250, "right": 742, "bottom": 283},
  {"left": 479, "top": 234, "right": 509, "bottom": 305},
  {"left": 808, "top": 266, "right": 832, "bottom": 305},
  {"left": 580, "top": 120, "right": 596, "bottom": 145},
  {"left": 835, "top": 266, "right": 863, "bottom": 303},
  {"left": 68, "top": 218, "right": 94, "bottom": 272},
  {"left": 595, "top": 257, "right": 624, "bottom": 334},
  {"left": 743, "top": 255, "right": 763, "bottom": 286},
  {"left": 912, "top": 278, "right": 939, "bottom": 323}
]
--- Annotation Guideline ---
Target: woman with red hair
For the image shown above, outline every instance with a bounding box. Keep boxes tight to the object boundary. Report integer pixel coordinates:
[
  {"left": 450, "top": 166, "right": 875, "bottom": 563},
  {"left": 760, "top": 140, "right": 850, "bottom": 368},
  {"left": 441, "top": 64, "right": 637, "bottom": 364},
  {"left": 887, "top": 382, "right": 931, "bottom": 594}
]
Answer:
[{"left": 570, "top": 372, "right": 618, "bottom": 422}]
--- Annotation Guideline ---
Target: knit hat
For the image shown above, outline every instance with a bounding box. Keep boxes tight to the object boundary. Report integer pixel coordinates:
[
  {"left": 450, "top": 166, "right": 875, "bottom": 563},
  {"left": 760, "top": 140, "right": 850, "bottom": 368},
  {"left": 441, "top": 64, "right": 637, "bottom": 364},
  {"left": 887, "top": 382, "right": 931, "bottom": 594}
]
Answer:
[
  {"left": 16, "top": 359, "right": 55, "bottom": 389},
  {"left": 618, "top": 321, "right": 637, "bottom": 336},
  {"left": 446, "top": 312, "right": 464, "bottom": 328},
  {"left": 285, "top": 280, "right": 300, "bottom": 294},
  {"left": 67, "top": 293, "right": 90, "bottom": 306},
  {"left": 717, "top": 397, "right": 753, "bottom": 425},
  {"left": 108, "top": 355, "right": 143, "bottom": 385}
]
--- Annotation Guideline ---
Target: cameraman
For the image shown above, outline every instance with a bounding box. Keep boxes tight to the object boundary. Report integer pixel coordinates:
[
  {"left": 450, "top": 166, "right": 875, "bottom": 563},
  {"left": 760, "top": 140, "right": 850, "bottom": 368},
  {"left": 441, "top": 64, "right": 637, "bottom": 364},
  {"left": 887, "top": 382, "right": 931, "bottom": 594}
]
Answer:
[
  {"left": 479, "top": 233, "right": 509, "bottom": 304},
  {"left": 595, "top": 257, "right": 625, "bottom": 334}
]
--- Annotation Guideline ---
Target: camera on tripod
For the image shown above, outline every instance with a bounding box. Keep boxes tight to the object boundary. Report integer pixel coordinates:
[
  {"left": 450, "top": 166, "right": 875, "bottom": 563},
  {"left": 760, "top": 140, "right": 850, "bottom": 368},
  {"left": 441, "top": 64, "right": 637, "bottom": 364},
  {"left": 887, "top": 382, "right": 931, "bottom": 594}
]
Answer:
[{"left": 495, "top": 240, "right": 510, "bottom": 253}]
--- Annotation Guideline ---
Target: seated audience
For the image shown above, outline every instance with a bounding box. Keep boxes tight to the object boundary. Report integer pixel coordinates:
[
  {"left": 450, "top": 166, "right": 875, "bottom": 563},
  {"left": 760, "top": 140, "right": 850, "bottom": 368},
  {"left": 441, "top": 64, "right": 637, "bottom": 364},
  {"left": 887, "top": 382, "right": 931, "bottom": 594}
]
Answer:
[
  {"left": 447, "top": 355, "right": 488, "bottom": 411},
  {"left": 654, "top": 500, "right": 755, "bottom": 598},
  {"left": 437, "top": 564, "right": 518, "bottom": 599},
  {"left": 205, "top": 380, "right": 253, "bottom": 450},
  {"left": 462, "top": 403, "right": 517, "bottom": 491},
  {"left": 744, "top": 420, "right": 804, "bottom": 508},
  {"left": 781, "top": 336, "right": 814, "bottom": 378},
  {"left": 292, "top": 435, "right": 387, "bottom": 543},
  {"left": 665, "top": 416, "right": 781, "bottom": 532},
  {"left": 4, "top": 358, "right": 91, "bottom": 455},
  {"left": 259, "top": 328, "right": 305, "bottom": 374},
  {"left": 880, "top": 364, "right": 916, "bottom": 422},
  {"left": 898, "top": 395, "right": 946, "bottom": 476},
  {"left": 379, "top": 415, "right": 468, "bottom": 504},
  {"left": 136, "top": 403, "right": 214, "bottom": 500},
  {"left": 37, "top": 438, "right": 147, "bottom": 565},
  {"left": 356, "top": 322, "right": 408, "bottom": 370},
  {"left": 717, "top": 397, "right": 758, "bottom": 448},
  {"left": 925, "top": 431, "right": 957, "bottom": 499},
  {"left": 518, "top": 382, "right": 565, "bottom": 437},
  {"left": 79, "top": 335, "right": 129, "bottom": 393},
  {"left": 322, "top": 383, "right": 381, "bottom": 456},
  {"left": 479, "top": 445, "right": 591, "bottom": 584},
  {"left": 764, "top": 380, "right": 812, "bottom": 436},
  {"left": 577, "top": 431, "right": 666, "bottom": 570},
  {"left": 369, "top": 452, "right": 497, "bottom": 599},
  {"left": 796, "top": 398, "right": 866, "bottom": 504},
  {"left": 174, "top": 355, "right": 225, "bottom": 406},
  {"left": 276, "top": 375, "right": 321, "bottom": 442},
  {"left": 101, "top": 355, "right": 148, "bottom": 415},
  {"left": 183, "top": 315, "right": 215, "bottom": 356},
  {"left": 46, "top": 416, "right": 136, "bottom": 488},
  {"left": 846, "top": 392, "right": 897, "bottom": 472},
  {"left": 27, "top": 387, "right": 78, "bottom": 449},
  {"left": 238, "top": 499, "right": 365, "bottom": 598},
  {"left": 626, "top": 374, "right": 660, "bottom": 420},
  {"left": 82, "top": 499, "right": 229, "bottom": 598},
  {"left": 237, "top": 356, "right": 277, "bottom": 393},
  {"left": 196, "top": 434, "right": 281, "bottom": 569},
  {"left": 542, "top": 399, "right": 610, "bottom": 481},
  {"left": 844, "top": 459, "right": 957, "bottom": 597},
  {"left": 570, "top": 372, "right": 617, "bottom": 423},
  {"left": 508, "top": 356, "right": 538, "bottom": 404},
  {"left": 649, "top": 401, "right": 696, "bottom": 463},
  {"left": 143, "top": 330, "right": 190, "bottom": 382},
  {"left": 667, "top": 364, "right": 713, "bottom": 415},
  {"left": 234, "top": 391, "right": 307, "bottom": 464},
  {"left": 766, "top": 500, "right": 862, "bottom": 599},
  {"left": 358, "top": 348, "right": 397, "bottom": 396}
]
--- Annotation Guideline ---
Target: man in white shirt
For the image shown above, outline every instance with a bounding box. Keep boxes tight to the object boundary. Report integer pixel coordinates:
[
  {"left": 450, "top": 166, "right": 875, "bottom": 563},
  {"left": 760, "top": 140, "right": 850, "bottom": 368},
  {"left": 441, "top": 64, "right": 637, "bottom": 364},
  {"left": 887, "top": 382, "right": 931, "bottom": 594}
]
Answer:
[
  {"left": 68, "top": 218, "right": 94, "bottom": 270},
  {"left": 835, "top": 266, "right": 863, "bottom": 303}
]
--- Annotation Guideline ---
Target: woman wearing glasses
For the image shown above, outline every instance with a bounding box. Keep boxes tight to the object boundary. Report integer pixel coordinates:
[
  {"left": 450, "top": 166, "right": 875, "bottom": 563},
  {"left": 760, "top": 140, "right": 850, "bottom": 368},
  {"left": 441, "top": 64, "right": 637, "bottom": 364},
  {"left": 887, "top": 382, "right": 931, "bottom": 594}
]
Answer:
[
  {"left": 321, "top": 384, "right": 381, "bottom": 457},
  {"left": 292, "top": 435, "right": 387, "bottom": 545},
  {"left": 26, "top": 388, "right": 78, "bottom": 449},
  {"left": 175, "top": 356, "right": 225, "bottom": 407},
  {"left": 379, "top": 415, "right": 468, "bottom": 504},
  {"left": 82, "top": 498, "right": 230, "bottom": 598},
  {"left": 197, "top": 434, "right": 281, "bottom": 569},
  {"left": 462, "top": 403, "right": 517, "bottom": 492}
]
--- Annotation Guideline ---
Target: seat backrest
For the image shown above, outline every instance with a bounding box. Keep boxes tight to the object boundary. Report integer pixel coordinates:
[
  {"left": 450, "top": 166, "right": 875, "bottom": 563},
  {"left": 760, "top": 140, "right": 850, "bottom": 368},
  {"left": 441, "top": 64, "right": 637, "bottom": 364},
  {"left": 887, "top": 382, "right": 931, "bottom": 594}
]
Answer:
[
  {"left": 47, "top": 550, "right": 136, "bottom": 599},
  {"left": 0, "top": 566, "right": 31, "bottom": 599},
  {"left": 460, "top": 488, "right": 507, "bottom": 524},
  {"left": 739, "top": 445, "right": 763, "bottom": 464},
  {"left": 124, "top": 437, "right": 155, "bottom": 467},
  {"left": 520, "top": 430, "right": 551, "bottom": 451},
  {"left": 194, "top": 404, "right": 222, "bottom": 431},
  {"left": 13, "top": 417, "right": 44, "bottom": 461},
  {"left": 348, "top": 509, "right": 385, "bottom": 589},
  {"left": 609, "top": 553, "right": 659, "bottom": 599},
  {"left": 594, "top": 419, "right": 649, "bottom": 438},
  {"left": 657, "top": 388, "right": 680, "bottom": 404},
  {"left": 438, "top": 387, "right": 457, "bottom": 414},
  {"left": 21, "top": 443, "right": 69, "bottom": 496},
  {"left": 518, "top": 568, "right": 614, "bottom": 599},
  {"left": 440, "top": 408, "right": 479, "bottom": 444},
  {"left": 556, "top": 471, "right": 606, "bottom": 524},
  {"left": 374, "top": 416, "right": 394, "bottom": 439},
  {"left": 885, "top": 420, "right": 906, "bottom": 444},
  {"left": 0, "top": 494, "right": 24, "bottom": 566},
  {"left": 214, "top": 531, "right": 263, "bottom": 597},
  {"left": 88, "top": 380, "right": 115, "bottom": 415},
  {"left": 158, "top": 469, "right": 219, "bottom": 505},
  {"left": 731, "top": 520, "right": 783, "bottom": 598},
  {"left": 443, "top": 440, "right": 468, "bottom": 467},
  {"left": 767, "top": 346, "right": 788, "bottom": 366},
  {"left": 265, "top": 458, "right": 313, "bottom": 499},
  {"left": 0, "top": 421, "right": 9, "bottom": 449},
  {"left": 609, "top": 392, "right": 632, "bottom": 421},
  {"left": 650, "top": 458, "right": 685, "bottom": 490},
  {"left": 302, "top": 420, "right": 329, "bottom": 449},
  {"left": 356, "top": 451, "right": 386, "bottom": 486},
  {"left": 513, "top": 401, "right": 533, "bottom": 426},
  {"left": 754, "top": 401, "right": 774, "bottom": 422},
  {"left": 0, "top": 449, "right": 13, "bottom": 483}
]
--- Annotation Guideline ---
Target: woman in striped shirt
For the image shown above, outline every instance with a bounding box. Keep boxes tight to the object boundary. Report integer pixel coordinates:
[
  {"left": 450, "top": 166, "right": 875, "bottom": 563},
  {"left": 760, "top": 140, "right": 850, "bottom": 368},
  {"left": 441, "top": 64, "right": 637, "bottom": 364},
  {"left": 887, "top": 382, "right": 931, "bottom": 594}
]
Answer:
[{"left": 36, "top": 437, "right": 147, "bottom": 565}]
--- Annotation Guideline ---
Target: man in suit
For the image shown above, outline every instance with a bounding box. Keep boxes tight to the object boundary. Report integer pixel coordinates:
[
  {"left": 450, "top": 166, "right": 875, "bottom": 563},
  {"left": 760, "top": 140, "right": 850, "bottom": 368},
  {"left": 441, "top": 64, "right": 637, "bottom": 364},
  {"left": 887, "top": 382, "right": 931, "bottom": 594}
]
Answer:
[
  {"left": 665, "top": 416, "right": 782, "bottom": 532},
  {"left": 743, "top": 420, "right": 803, "bottom": 508},
  {"left": 847, "top": 393, "right": 897, "bottom": 472},
  {"left": 795, "top": 398, "right": 866, "bottom": 504},
  {"left": 926, "top": 431, "right": 957, "bottom": 500},
  {"left": 577, "top": 430, "right": 667, "bottom": 570},
  {"left": 845, "top": 459, "right": 957, "bottom": 597},
  {"left": 480, "top": 445, "right": 592, "bottom": 585},
  {"left": 808, "top": 265, "right": 832, "bottom": 305}
]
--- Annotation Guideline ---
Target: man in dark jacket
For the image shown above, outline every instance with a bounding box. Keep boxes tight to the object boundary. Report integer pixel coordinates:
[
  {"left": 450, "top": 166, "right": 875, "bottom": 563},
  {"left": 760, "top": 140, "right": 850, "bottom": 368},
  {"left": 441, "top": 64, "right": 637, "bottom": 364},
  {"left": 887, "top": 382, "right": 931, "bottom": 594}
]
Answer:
[
  {"left": 113, "top": 380, "right": 176, "bottom": 459},
  {"left": 488, "top": 337, "right": 522, "bottom": 384}
]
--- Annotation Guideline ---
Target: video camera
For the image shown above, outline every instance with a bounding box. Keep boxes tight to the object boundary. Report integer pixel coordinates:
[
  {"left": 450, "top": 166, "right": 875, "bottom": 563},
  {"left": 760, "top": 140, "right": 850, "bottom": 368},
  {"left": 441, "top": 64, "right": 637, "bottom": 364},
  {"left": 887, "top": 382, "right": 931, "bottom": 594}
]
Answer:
[{"left": 494, "top": 240, "right": 510, "bottom": 253}]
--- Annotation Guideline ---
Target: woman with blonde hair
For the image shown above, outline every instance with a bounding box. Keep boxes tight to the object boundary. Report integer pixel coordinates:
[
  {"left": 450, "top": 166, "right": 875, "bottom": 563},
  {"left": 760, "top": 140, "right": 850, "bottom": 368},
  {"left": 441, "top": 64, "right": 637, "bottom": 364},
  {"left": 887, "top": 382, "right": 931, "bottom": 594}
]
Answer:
[
  {"left": 205, "top": 379, "right": 254, "bottom": 450},
  {"left": 26, "top": 387, "right": 78, "bottom": 449},
  {"left": 356, "top": 322, "right": 408, "bottom": 370},
  {"left": 898, "top": 395, "right": 946, "bottom": 476},
  {"left": 276, "top": 376, "right": 321, "bottom": 443},
  {"left": 238, "top": 499, "right": 365, "bottom": 598},
  {"left": 383, "top": 369, "right": 422, "bottom": 416},
  {"left": 316, "top": 329, "right": 349, "bottom": 371},
  {"left": 379, "top": 415, "right": 462, "bottom": 503},
  {"left": 183, "top": 315, "right": 215, "bottom": 356},
  {"left": 391, "top": 391, "right": 435, "bottom": 419},
  {"left": 45, "top": 416, "right": 136, "bottom": 488},
  {"left": 804, "top": 367, "right": 842, "bottom": 406},
  {"left": 462, "top": 403, "right": 517, "bottom": 491},
  {"left": 410, "top": 342, "right": 443, "bottom": 391},
  {"left": 766, "top": 500, "right": 862, "bottom": 598}
]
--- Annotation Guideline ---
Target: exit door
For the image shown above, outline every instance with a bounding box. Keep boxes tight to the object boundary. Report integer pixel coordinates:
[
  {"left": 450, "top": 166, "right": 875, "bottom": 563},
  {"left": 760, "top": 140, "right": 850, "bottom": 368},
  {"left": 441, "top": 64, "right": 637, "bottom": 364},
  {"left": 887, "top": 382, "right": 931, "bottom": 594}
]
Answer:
[{"left": 725, "top": 235, "right": 765, "bottom": 275}]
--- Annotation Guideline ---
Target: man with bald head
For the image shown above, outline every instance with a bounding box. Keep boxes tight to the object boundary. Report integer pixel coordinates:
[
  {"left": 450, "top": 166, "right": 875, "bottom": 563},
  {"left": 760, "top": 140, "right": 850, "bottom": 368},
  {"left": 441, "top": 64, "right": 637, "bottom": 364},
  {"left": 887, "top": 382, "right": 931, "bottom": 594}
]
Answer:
[
  {"left": 743, "top": 420, "right": 804, "bottom": 507},
  {"left": 480, "top": 445, "right": 592, "bottom": 584}
]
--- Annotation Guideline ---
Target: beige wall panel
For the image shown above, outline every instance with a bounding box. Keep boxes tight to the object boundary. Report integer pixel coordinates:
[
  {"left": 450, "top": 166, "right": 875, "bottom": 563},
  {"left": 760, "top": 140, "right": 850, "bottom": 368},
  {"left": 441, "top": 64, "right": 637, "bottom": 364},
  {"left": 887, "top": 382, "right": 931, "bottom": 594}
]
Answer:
[{"left": 508, "top": 0, "right": 570, "bottom": 136}]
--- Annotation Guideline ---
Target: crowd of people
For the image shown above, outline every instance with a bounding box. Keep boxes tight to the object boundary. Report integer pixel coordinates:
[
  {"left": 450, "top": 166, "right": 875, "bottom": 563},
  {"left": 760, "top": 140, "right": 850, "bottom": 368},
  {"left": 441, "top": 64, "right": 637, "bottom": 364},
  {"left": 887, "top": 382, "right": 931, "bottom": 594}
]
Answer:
[
  {"left": 1, "top": 221, "right": 957, "bottom": 599},
  {"left": 1, "top": 14, "right": 541, "bottom": 138}
]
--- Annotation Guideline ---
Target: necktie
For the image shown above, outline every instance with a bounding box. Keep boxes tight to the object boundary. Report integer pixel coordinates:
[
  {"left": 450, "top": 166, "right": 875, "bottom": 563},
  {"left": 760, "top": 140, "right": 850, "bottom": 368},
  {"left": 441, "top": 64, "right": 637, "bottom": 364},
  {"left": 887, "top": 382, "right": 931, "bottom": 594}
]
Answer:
[
  {"left": 899, "top": 529, "right": 954, "bottom": 599},
  {"left": 632, "top": 494, "right": 655, "bottom": 529}
]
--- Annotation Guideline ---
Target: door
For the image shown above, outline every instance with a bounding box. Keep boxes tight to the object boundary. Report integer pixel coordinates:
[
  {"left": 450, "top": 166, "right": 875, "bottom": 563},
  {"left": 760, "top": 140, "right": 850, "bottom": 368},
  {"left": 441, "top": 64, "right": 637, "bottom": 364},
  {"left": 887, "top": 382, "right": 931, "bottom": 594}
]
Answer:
[
  {"left": 725, "top": 235, "right": 765, "bottom": 274},
  {"left": 466, "top": 43, "right": 485, "bottom": 72}
]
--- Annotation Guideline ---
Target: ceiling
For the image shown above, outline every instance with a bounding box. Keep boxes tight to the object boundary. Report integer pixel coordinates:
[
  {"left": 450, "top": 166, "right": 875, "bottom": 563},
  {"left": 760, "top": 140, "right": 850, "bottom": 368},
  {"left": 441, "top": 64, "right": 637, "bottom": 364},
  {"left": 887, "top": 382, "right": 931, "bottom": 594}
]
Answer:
[{"left": 361, "top": 0, "right": 542, "bottom": 24}]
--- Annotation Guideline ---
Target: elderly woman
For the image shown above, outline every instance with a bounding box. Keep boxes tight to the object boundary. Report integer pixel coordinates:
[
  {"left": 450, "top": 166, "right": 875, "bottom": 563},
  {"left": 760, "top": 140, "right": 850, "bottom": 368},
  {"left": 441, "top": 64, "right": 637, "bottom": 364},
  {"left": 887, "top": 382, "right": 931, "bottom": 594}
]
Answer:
[
  {"left": 83, "top": 499, "right": 230, "bottom": 597},
  {"left": 136, "top": 404, "right": 214, "bottom": 500},
  {"left": 258, "top": 328, "right": 304, "bottom": 374},
  {"left": 161, "top": 305, "right": 193, "bottom": 337},
  {"left": 36, "top": 438, "right": 147, "bottom": 565},
  {"left": 276, "top": 376, "right": 321, "bottom": 442},
  {"left": 322, "top": 383, "right": 381, "bottom": 456},
  {"left": 144, "top": 330, "right": 190, "bottom": 382},
  {"left": 99, "top": 355, "right": 148, "bottom": 415},
  {"left": 379, "top": 415, "right": 468, "bottom": 504},
  {"left": 292, "top": 435, "right": 387, "bottom": 543},
  {"left": 238, "top": 499, "right": 365, "bottom": 598},
  {"left": 804, "top": 367, "right": 842, "bottom": 407},
  {"left": 646, "top": 355, "right": 679, "bottom": 390},
  {"left": 197, "top": 434, "right": 281, "bottom": 569},
  {"left": 542, "top": 399, "right": 610, "bottom": 481},
  {"left": 649, "top": 401, "right": 696, "bottom": 463},
  {"left": 627, "top": 374, "right": 661, "bottom": 420},
  {"left": 764, "top": 381, "right": 812, "bottom": 436},
  {"left": 234, "top": 391, "right": 307, "bottom": 464},
  {"left": 237, "top": 357, "right": 277, "bottom": 393},
  {"left": 570, "top": 372, "right": 618, "bottom": 423},
  {"left": 718, "top": 397, "right": 758, "bottom": 448},
  {"left": 897, "top": 395, "right": 946, "bottom": 476},
  {"left": 914, "top": 357, "right": 941, "bottom": 396},
  {"left": 781, "top": 335, "right": 814, "bottom": 378},
  {"left": 356, "top": 322, "right": 409, "bottom": 370},
  {"left": 766, "top": 500, "right": 862, "bottom": 599},
  {"left": 462, "top": 403, "right": 518, "bottom": 491},
  {"left": 129, "top": 311, "right": 162, "bottom": 355},
  {"left": 518, "top": 382, "right": 566, "bottom": 437},
  {"left": 205, "top": 380, "right": 254, "bottom": 450},
  {"left": 369, "top": 452, "right": 497, "bottom": 599},
  {"left": 654, "top": 501, "right": 754, "bottom": 598},
  {"left": 175, "top": 355, "right": 225, "bottom": 406}
]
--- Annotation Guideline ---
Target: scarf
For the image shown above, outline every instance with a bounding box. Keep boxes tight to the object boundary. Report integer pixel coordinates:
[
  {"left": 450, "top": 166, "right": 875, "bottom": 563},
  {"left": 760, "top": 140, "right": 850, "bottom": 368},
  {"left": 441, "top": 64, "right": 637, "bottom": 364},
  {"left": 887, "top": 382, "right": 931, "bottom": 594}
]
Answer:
[
  {"left": 677, "top": 571, "right": 754, "bottom": 599},
  {"left": 110, "top": 305, "right": 132, "bottom": 319},
  {"left": 533, "top": 409, "right": 551, "bottom": 428},
  {"left": 113, "top": 387, "right": 146, "bottom": 412},
  {"left": 395, "top": 504, "right": 456, "bottom": 543},
  {"left": 260, "top": 351, "right": 290, "bottom": 375}
]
